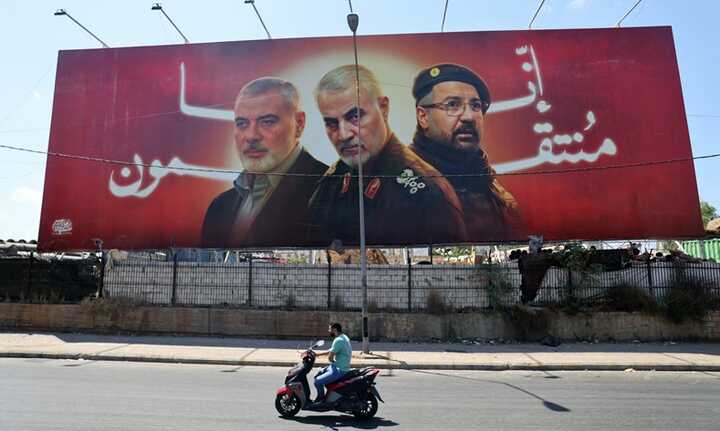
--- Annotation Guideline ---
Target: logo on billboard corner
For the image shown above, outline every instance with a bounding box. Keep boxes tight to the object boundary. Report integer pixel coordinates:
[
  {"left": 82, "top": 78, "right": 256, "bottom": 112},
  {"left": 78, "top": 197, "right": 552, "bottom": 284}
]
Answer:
[{"left": 52, "top": 219, "right": 73, "bottom": 236}]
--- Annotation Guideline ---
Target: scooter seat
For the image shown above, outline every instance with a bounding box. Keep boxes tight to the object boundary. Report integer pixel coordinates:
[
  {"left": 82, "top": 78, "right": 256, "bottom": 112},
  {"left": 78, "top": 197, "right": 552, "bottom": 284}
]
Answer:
[{"left": 337, "top": 367, "right": 373, "bottom": 381}]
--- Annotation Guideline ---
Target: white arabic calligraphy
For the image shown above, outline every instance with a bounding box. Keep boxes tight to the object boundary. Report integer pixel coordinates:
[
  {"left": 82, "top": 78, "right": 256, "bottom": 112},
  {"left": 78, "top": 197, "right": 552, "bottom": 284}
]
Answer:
[
  {"left": 536, "top": 100, "right": 551, "bottom": 113},
  {"left": 109, "top": 155, "right": 236, "bottom": 198},
  {"left": 534, "top": 122, "right": 553, "bottom": 134},
  {"left": 179, "top": 62, "right": 235, "bottom": 122},
  {"left": 494, "top": 139, "right": 617, "bottom": 174}
]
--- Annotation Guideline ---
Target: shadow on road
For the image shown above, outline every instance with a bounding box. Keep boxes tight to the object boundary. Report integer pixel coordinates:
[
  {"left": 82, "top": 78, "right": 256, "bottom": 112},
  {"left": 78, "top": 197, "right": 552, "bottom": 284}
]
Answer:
[
  {"left": 284, "top": 415, "right": 399, "bottom": 430},
  {"left": 410, "top": 369, "right": 571, "bottom": 413}
]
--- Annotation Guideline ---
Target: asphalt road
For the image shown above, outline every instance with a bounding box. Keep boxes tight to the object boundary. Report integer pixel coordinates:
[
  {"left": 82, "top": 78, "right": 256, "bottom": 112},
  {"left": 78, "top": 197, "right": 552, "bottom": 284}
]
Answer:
[{"left": 2, "top": 358, "right": 719, "bottom": 430}]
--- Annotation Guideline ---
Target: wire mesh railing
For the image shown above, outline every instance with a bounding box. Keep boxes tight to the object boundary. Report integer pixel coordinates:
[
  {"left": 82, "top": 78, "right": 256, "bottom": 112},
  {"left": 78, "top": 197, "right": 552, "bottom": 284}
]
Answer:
[
  {"left": 99, "top": 259, "right": 720, "bottom": 312},
  {"left": 2, "top": 256, "right": 719, "bottom": 311}
]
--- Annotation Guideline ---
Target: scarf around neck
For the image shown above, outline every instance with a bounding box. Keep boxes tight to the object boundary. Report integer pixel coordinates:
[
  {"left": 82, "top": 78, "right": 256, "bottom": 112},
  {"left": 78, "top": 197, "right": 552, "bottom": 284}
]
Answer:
[{"left": 412, "top": 129, "right": 494, "bottom": 193}]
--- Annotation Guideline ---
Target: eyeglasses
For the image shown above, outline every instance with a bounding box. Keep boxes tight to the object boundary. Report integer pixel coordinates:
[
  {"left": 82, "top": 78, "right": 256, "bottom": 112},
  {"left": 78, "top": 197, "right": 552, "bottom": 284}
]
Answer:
[{"left": 419, "top": 99, "right": 488, "bottom": 117}]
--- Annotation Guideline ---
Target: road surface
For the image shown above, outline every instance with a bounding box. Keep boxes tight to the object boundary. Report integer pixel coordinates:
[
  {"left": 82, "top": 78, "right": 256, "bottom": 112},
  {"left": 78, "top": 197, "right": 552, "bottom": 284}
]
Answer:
[{"left": 2, "top": 358, "right": 719, "bottom": 430}]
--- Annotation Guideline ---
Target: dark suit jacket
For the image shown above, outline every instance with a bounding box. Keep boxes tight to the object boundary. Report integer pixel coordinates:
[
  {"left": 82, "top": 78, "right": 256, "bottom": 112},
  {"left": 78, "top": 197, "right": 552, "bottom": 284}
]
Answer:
[{"left": 201, "top": 149, "right": 328, "bottom": 248}]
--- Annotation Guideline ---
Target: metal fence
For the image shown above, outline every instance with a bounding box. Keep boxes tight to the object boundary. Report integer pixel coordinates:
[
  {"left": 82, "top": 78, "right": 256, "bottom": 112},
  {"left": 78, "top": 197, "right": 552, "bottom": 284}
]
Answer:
[
  {"left": 0, "top": 257, "right": 99, "bottom": 301},
  {"left": 101, "top": 259, "right": 720, "bottom": 311},
  {"left": 531, "top": 261, "right": 720, "bottom": 305},
  {"left": 3, "top": 256, "right": 719, "bottom": 311}
]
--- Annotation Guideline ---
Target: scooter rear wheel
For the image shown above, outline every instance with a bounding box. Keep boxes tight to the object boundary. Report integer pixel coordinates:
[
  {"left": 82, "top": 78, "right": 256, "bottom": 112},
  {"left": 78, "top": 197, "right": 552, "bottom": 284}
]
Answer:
[
  {"left": 353, "top": 393, "right": 378, "bottom": 419},
  {"left": 275, "top": 393, "right": 301, "bottom": 418}
]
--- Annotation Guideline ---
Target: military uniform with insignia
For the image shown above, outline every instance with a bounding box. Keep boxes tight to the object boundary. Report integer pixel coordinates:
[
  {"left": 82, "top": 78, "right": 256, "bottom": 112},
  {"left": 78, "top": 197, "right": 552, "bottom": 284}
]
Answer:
[{"left": 308, "top": 134, "right": 467, "bottom": 246}]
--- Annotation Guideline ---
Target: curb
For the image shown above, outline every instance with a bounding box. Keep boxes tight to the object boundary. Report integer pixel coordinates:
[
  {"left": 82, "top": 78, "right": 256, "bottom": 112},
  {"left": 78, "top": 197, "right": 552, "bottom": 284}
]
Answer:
[{"left": 3, "top": 352, "right": 720, "bottom": 372}]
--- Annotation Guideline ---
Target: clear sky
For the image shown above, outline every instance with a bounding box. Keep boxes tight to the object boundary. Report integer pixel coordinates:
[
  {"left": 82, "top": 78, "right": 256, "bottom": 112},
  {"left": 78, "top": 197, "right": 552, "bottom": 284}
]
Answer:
[{"left": 1, "top": 0, "right": 718, "bottom": 241}]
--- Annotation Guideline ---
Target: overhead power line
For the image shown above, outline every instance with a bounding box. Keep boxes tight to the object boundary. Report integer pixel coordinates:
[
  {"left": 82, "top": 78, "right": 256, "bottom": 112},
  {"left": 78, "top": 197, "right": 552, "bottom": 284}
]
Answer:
[
  {"left": 1, "top": 143, "right": 717, "bottom": 180},
  {"left": 529, "top": 0, "right": 547, "bottom": 29},
  {"left": 688, "top": 114, "right": 720, "bottom": 118},
  {"left": 0, "top": 64, "right": 54, "bottom": 127},
  {"left": 617, "top": 0, "right": 643, "bottom": 27}
]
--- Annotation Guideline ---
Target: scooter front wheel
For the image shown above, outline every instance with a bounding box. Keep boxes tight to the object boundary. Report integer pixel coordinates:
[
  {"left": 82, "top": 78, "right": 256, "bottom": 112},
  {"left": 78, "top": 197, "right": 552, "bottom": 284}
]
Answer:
[{"left": 275, "top": 392, "right": 302, "bottom": 418}]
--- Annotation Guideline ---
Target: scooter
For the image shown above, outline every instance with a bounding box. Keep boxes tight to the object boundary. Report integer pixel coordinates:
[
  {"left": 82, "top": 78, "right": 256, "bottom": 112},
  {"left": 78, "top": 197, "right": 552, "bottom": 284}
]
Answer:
[{"left": 274, "top": 340, "right": 384, "bottom": 419}]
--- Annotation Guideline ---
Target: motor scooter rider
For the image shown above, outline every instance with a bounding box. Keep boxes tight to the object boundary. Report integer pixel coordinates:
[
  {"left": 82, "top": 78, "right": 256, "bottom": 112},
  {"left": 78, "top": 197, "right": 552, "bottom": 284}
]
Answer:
[{"left": 313, "top": 322, "right": 352, "bottom": 404}]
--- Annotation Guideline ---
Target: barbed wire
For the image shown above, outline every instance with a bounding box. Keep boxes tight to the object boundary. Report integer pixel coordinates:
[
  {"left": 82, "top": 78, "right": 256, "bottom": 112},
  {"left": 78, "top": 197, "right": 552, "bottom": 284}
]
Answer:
[{"left": 1, "top": 143, "right": 717, "bottom": 179}]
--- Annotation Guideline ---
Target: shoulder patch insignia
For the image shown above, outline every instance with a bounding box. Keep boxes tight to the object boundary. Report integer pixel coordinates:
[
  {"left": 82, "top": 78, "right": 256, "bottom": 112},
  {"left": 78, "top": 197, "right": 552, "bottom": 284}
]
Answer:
[
  {"left": 341, "top": 172, "right": 351, "bottom": 194},
  {"left": 364, "top": 177, "right": 381, "bottom": 199},
  {"left": 396, "top": 168, "right": 427, "bottom": 195},
  {"left": 325, "top": 163, "right": 338, "bottom": 176}
]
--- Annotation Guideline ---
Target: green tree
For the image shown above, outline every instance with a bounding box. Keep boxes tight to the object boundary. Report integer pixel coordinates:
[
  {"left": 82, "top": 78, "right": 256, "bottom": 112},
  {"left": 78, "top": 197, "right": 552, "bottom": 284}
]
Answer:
[{"left": 701, "top": 200, "right": 718, "bottom": 227}]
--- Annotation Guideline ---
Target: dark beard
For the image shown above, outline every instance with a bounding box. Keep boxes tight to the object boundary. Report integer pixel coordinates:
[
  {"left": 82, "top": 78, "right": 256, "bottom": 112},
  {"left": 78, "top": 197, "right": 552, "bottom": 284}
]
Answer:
[
  {"left": 451, "top": 123, "right": 479, "bottom": 147},
  {"left": 411, "top": 127, "right": 493, "bottom": 192}
]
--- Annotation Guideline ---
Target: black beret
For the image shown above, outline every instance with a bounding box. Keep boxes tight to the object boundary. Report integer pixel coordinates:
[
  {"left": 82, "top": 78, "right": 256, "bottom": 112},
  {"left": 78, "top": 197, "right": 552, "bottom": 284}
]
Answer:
[{"left": 412, "top": 63, "right": 491, "bottom": 113}]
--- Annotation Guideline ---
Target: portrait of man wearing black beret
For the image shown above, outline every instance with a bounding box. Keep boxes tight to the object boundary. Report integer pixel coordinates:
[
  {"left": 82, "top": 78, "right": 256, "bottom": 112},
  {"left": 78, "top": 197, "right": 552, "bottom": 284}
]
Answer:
[{"left": 410, "top": 63, "right": 522, "bottom": 241}]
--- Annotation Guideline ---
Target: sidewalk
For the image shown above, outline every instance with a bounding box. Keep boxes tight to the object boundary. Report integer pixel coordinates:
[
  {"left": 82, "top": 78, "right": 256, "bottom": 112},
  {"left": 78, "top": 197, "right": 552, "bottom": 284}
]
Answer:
[{"left": 2, "top": 332, "right": 720, "bottom": 371}]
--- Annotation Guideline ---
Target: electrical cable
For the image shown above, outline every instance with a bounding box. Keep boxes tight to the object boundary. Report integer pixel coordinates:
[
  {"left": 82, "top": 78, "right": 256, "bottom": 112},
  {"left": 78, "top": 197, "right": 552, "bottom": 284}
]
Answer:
[
  {"left": 0, "top": 65, "right": 54, "bottom": 127},
  {"left": 0, "top": 143, "right": 717, "bottom": 179}
]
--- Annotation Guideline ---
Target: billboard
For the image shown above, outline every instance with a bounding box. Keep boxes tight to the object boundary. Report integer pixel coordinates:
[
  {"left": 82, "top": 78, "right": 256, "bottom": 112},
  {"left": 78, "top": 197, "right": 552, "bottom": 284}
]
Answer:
[{"left": 39, "top": 26, "right": 702, "bottom": 251}]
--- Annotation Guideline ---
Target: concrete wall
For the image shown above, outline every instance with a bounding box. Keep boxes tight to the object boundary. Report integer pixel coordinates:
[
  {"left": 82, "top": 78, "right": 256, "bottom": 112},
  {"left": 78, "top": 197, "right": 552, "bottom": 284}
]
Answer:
[{"left": 1, "top": 303, "right": 718, "bottom": 341}]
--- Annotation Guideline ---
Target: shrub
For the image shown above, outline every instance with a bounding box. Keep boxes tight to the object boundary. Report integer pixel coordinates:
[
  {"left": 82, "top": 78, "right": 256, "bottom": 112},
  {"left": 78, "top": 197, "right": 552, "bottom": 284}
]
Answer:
[
  {"left": 368, "top": 299, "right": 379, "bottom": 313},
  {"left": 504, "top": 305, "right": 551, "bottom": 340},
  {"left": 486, "top": 264, "right": 515, "bottom": 309},
  {"left": 602, "top": 284, "right": 659, "bottom": 313},
  {"left": 663, "top": 279, "right": 717, "bottom": 324},
  {"left": 662, "top": 263, "right": 719, "bottom": 324},
  {"left": 553, "top": 295, "right": 585, "bottom": 315},
  {"left": 426, "top": 289, "right": 450, "bottom": 315},
  {"left": 284, "top": 292, "right": 296, "bottom": 310},
  {"left": 30, "top": 289, "right": 65, "bottom": 304},
  {"left": 332, "top": 294, "right": 345, "bottom": 311}
]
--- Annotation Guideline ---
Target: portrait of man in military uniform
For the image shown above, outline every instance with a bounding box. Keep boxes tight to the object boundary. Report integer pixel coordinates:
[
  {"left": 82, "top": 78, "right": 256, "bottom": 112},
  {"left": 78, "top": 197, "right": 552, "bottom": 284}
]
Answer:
[
  {"left": 307, "top": 64, "right": 467, "bottom": 246},
  {"left": 201, "top": 77, "right": 328, "bottom": 248},
  {"left": 410, "top": 63, "right": 522, "bottom": 241}
]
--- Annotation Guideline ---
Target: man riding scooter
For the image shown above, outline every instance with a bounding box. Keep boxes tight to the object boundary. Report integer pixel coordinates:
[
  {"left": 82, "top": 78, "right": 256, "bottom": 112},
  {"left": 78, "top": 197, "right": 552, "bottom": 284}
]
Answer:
[{"left": 312, "top": 323, "right": 352, "bottom": 405}]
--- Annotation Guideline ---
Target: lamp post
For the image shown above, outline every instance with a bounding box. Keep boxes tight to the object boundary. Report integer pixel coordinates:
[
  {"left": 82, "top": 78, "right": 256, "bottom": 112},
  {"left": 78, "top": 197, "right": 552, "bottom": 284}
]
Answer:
[
  {"left": 53, "top": 9, "right": 109, "bottom": 48},
  {"left": 244, "top": 0, "right": 272, "bottom": 40},
  {"left": 151, "top": 3, "right": 190, "bottom": 44},
  {"left": 346, "top": 12, "right": 369, "bottom": 354}
]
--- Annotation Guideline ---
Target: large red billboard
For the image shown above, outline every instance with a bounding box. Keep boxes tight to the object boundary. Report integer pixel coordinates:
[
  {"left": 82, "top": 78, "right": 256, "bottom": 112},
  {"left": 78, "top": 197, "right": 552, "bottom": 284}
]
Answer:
[{"left": 39, "top": 26, "right": 702, "bottom": 251}]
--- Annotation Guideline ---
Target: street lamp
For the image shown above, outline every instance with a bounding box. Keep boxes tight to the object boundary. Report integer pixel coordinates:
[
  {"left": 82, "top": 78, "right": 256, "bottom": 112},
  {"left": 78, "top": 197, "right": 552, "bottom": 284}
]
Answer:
[
  {"left": 53, "top": 9, "right": 109, "bottom": 48},
  {"left": 346, "top": 12, "right": 369, "bottom": 354},
  {"left": 151, "top": 3, "right": 190, "bottom": 44},
  {"left": 244, "top": 0, "right": 272, "bottom": 40}
]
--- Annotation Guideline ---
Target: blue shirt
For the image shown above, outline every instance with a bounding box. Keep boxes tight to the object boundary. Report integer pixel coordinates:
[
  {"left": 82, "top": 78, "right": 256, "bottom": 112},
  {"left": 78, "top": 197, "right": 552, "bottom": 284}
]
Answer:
[{"left": 330, "top": 333, "right": 352, "bottom": 372}]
